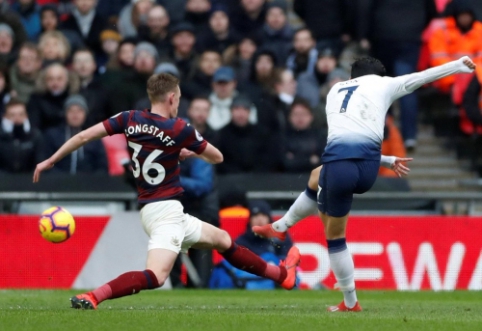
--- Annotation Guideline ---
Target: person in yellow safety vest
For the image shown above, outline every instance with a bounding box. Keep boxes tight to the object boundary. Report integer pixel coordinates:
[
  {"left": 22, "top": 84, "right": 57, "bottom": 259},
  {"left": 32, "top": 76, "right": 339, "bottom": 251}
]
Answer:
[{"left": 428, "top": 0, "right": 482, "bottom": 93}]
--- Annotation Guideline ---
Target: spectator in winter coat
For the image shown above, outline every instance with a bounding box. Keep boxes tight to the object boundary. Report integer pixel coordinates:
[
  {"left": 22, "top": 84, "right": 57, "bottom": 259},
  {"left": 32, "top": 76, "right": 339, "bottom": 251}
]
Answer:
[
  {"left": 186, "top": 96, "right": 217, "bottom": 143},
  {"left": 282, "top": 98, "right": 326, "bottom": 173},
  {"left": 358, "top": 0, "right": 437, "bottom": 150},
  {"left": 27, "top": 63, "right": 80, "bottom": 131},
  {"left": 71, "top": 48, "right": 110, "bottom": 124},
  {"left": 9, "top": 42, "right": 42, "bottom": 104},
  {"left": 230, "top": 0, "right": 267, "bottom": 37},
  {"left": 38, "top": 5, "right": 85, "bottom": 54},
  {"left": 216, "top": 95, "right": 277, "bottom": 174},
  {"left": 0, "top": 3, "right": 27, "bottom": 51},
  {"left": 60, "top": 0, "right": 107, "bottom": 61},
  {"left": 0, "top": 99, "right": 43, "bottom": 173},
  {"left": 296, "top": 48, "right": 339, "bottom": 109},
  {"left": 11, "top": 0, "right": 41, "bottom": 41},
  {"left": 196, "top": 4, "right": 241, "bottom": 55},
  {"left": 184, "top": 0, "right": 211, "bottom": 33},
  {"left": 181, "top": 49, "right": 222, "bottom": 100},
  {"left": 43, "top": 94, "right": 108, "bottom": 174},
  {"left": 261, "top": 1, "right": 294, "bottom": 64},
  {"left": 208, "top": 66, "right": 257, "bottom": 130},
  {"left": 223, "top": 36, "right": 259, "bottom": 86},
  {"left": 286, "top": 28, "right": 318, "bottom": 78},
  {"left": 168, "top": 22, "right": 198, "bottom": 80},
  {"left": 137, "top": 5, "right": 171, "bottom": 58},
  {"left": 0, "top": 23, "right": 16, "bottom": 68},
  {"left": 117, "top": 0, "right": 154, "bottom": 38},
  {"left": 294, "top": 0, "right": 354, "bottom": 55}
]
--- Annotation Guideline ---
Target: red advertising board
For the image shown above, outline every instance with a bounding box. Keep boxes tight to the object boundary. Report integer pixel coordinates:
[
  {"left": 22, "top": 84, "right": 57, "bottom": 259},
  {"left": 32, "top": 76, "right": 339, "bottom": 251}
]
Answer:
[
  {"left": 1, "top": 214, "right": 481, "bottom": 290},
  {"left": 220, "top": 216, "right": 482, "bottom": 290}
]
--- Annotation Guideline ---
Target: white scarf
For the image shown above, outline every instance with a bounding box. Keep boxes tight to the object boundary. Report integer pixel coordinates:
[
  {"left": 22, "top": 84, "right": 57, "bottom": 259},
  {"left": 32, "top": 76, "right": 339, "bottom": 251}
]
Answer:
[{"left": 1, "top": 118, "right": 31, "bottom": 134}]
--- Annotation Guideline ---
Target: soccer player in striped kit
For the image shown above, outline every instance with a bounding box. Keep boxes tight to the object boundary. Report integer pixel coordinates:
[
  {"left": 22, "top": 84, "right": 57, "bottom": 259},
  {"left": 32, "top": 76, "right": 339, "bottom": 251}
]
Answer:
[{"left": 34, "top": 73, "right": 300, "bottom": 309}]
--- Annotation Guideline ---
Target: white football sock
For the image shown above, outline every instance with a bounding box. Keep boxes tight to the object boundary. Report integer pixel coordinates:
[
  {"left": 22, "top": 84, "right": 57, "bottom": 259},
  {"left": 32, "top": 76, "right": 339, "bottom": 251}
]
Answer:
[
  {"left": 272, "top": 190, "right": 317, "bottom": 232},
  {"left": 329, "top": 248, "right": 357, "bottom": 308}
]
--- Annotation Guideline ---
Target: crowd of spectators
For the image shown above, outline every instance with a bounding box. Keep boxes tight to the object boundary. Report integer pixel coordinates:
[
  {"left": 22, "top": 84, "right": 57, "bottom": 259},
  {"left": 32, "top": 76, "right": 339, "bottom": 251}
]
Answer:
[{"left": 1, "top": 0, "right": 482, "bottom": 177}]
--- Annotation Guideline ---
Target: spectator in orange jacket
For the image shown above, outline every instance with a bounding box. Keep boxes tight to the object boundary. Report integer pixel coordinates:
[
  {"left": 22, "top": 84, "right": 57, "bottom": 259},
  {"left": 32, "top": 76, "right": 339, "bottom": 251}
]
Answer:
[
  {"left": 379, "top": 116, "right": 406, "bottom": 177},
  {"left": 428, "top": 0, "right": 482, "bottom": 93}
]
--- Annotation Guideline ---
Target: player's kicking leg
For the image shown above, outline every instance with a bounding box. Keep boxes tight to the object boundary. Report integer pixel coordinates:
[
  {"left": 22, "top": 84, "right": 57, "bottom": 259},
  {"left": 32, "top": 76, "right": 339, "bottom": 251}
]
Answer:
[
  {"left": 253, "top": 166, "right": 321, "bottom": 240},
  {"left": 192, "top": 222, "right": 301, "bottom": 290},
  {"left": 70, "top": 248, "right": 177, "bottom": 310}
]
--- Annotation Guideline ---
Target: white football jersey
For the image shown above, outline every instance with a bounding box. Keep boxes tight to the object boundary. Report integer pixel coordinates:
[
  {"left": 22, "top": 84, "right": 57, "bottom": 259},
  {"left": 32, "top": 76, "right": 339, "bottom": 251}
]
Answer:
[{"left": 322, "top": 59, "right": 469, "bottom": 163}]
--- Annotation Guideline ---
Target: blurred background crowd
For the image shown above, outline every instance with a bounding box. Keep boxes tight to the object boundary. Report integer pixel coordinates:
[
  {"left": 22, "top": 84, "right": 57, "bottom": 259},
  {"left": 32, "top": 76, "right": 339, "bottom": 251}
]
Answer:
[{"left": 0, "top": 0, "right": 482, "bottom": 178}]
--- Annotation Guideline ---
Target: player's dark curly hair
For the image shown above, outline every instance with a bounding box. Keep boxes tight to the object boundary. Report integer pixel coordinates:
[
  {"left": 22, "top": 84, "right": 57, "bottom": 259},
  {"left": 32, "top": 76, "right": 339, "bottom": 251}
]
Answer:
[{"left": 351, "top": 56, "right": 386, "bottom": 78}]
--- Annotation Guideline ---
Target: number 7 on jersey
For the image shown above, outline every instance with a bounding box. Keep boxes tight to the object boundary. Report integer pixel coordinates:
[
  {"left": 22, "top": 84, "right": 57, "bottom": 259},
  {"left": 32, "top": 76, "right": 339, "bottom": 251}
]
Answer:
[{"left": 338, "top": 86, "right": 359, "bottom": 113}]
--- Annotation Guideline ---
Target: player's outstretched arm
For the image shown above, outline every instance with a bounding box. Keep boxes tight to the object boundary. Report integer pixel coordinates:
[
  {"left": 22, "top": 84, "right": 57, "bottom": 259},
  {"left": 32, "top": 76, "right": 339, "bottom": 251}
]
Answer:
[
  {"left": 180, "top": 143, "right": 223, "bottom": 164},
  {"left": 380, "top": 155, "right": 413, "bottom": 177},
  {"left": 33, "top": 123, "right": 108, "bottom": 183},
  {"left": 197, "top": 143, "right": 223, "bottom": 164},
  {"left": 391, "top": 56, "right": 476, "bottom": 98}
]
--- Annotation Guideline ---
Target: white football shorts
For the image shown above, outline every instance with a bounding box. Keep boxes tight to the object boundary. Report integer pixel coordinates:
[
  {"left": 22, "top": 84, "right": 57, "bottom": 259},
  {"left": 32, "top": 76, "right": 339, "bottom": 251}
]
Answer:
[{"left": 140, "top": 200, "right": 202, "bottom": 254}]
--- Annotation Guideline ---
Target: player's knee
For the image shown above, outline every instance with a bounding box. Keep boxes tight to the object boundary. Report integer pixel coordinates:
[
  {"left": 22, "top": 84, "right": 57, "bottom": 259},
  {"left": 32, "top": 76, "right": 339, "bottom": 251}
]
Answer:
[
  {"left": 216, "top": 230, "right": 232, "bottom": 252},
  {"left": 308, "top": 168, "right": 320, "bottom": 190}
]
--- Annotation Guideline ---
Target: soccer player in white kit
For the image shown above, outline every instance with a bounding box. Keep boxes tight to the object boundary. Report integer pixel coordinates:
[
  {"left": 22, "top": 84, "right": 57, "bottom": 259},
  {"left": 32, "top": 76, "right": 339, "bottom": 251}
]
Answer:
[{"left": 255, "top": 56, "right": 476, "bottom": 312}]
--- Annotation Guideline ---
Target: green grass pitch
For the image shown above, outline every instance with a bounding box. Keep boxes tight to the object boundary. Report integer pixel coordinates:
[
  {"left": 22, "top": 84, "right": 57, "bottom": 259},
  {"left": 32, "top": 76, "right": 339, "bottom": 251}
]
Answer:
[{"left": 0, "top": 290, "right": 481, "bottom": 331}]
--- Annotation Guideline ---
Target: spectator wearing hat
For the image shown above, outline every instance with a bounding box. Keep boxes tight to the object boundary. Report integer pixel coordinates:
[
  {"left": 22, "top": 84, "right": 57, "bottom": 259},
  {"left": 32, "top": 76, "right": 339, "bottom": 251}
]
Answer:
[
  {"left": 60, "top": 0, "right": 108, "bottom": 60},
  {"left": 118, "top": 0, "right": 155, "bottom": 38},
  {"left": 42, "top": 94, "right": 108, "bottom": 174},
  {"left": 97, "top": 28, "right": 122, "bottom": 73},
  {"left": 181, "top": 49, "right": 222, "bottom": 100},
  {"left": 223, "top": 36, "right": 260, "bottom": 86},
  {"left": 230, "top": 0, "right": 268, "bottom": 37},
  {"left": 261, "top": 1, "right": 294, "bottom": 64},
  {"left": 286, "top": 28, "right": 319, "bottom": 78},
  {"left": 236, "top": 200, "right": 293, "bottom": 258},
  {"left": 169, "top": 22, "right": 198, "bottom": 80},
  {"left": 11, "top": 0, "right": 41, "bottom": 41},
  {"left": 27, "top": 63, "right": 80, "bottom": 131},
  {"left": 9, "top": 42, "right": 42, "bottom": 104},
  {"left": 208, "top": 66, "right": 258, "bottom": 130},
  {"left": 196, "top": 4, "right": 241, "bottom": 54},
  {"left": 72, "top": 48, "right": 110, "bottom": 124},
  {"left": 0, "top": 99, "right": 43, "bottom": 174},
  {"left": 296, "top": 47, "right": 338, "bottom": 108},
  {"left": 294, "top": 0, "right": 354, "bottom": 55},
  {"left": 282, "top": 98, "right": 326, "bottom": 173},
  {"left": 0, "top": 5, "right": 27, "bottom": 52},
  {"left": 0, "top": 23, "right": 17, "bottom": 67},
  {"left": 184, "top": 0, "right": 211, "bottom": 33},
  {"left": 216, "top": 95, "right": 278, "bottom": 173},
  {"left": 137, "top": 5, "right": 171, "bottom": 58}
]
